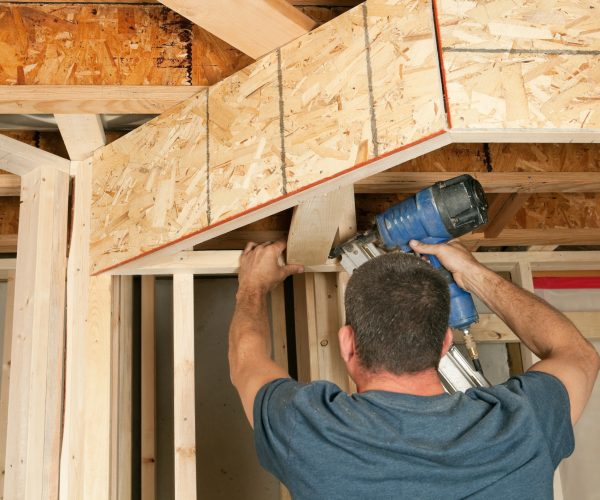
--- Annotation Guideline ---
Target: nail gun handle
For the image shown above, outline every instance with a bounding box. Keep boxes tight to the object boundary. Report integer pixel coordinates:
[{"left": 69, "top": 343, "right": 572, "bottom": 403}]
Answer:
[{"left": 428, "top": 255, "right": 454, "bottom": 285}]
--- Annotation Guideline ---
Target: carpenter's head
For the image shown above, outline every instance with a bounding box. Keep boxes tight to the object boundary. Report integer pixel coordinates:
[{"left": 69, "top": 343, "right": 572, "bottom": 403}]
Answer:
[{"left": 343, "top": 252, "right": 450, "bottom": 375}]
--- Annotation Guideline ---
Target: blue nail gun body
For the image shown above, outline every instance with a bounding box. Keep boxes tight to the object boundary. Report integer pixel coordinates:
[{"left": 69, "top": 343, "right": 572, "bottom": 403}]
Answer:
[{"left": 374, "top": 176, "right": 487, "bottom": 331}]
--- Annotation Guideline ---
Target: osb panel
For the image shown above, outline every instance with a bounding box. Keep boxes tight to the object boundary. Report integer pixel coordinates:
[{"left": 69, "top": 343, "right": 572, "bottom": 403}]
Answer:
[
  {"left": 208, "top": 51, "right": 283, "bottom": 223},
  {"left": 89, "top": 0, "right": 447, "bottom": 273},
  {"left": 0, "top": 5, "right": 192, "bottom": 85},
  {"left": 438, "top": 0, "right": 600, "bottom": 129},
  {"left": 489, "top": 143, "right": 600, "bottom": 172},
  {"left": 281, "top": 5, "right": 371, "bottom": 192},
  {"left": 367, "top": 0, "right": 445, "bottom": 154},
  {"left": 512, "top": 193, "right": 600, "bottom": 229},
  {"left": 389, "top": 143, "right": 488, "bottom": 172},
  {"left": 90, "top": 92, "right": 208, "bottom": 273}
]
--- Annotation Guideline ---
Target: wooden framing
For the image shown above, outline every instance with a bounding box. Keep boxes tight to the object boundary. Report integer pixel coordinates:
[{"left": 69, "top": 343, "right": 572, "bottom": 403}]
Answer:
[
  {"left": 0, "top": 86, "right": 204, "bottom": 114},
  {"left": 0, "top": 271, "right": 15, "bottom": 497},
  {"left": 158, "top": 0, "right": 315, "bottom": 58},
  {"left": 0, "top": 134, "right": 69, "bottom": 176},
  {"left": 55, "top": 115, "right": 107, "bottom": 161},
  {"left": 172, "top": 274, "right": 197, "bottom": 500},
  {"left": 355, "top": 171, "right": 600, "bottom": 194},
  {"left": 4, "top": 166, "right": 69, "bottom": 499},
  {"left": 110, "top": 277, "right": 133, "bottom": 500}
]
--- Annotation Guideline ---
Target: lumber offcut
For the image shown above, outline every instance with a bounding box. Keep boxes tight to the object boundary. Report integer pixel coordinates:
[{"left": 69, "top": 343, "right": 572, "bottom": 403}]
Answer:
[{"left": 90, "top": 0, "right": 446, "bottom": 273}]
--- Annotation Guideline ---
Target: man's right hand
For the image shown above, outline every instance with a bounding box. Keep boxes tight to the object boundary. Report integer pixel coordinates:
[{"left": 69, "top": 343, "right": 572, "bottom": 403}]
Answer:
[{"left": 408, "top": 239, "right": 483, "bottom": 292}]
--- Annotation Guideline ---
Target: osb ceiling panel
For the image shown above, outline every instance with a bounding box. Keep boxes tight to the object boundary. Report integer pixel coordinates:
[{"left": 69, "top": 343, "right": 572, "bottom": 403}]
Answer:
[
  {"left": 89, "top": 0, "right": 446, "bottom": 274},
  {"left": 437, "top": 0, "right": 600, "bottom": 130}
]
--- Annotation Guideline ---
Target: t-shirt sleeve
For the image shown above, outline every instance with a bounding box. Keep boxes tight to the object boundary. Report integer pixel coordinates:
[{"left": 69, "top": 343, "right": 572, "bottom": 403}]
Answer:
[
  {"left": 503, "top": 371, "right": 575, "bottom": 467},
  {"left": 253, "top": 378, "right": 303, "bottom": 481}
]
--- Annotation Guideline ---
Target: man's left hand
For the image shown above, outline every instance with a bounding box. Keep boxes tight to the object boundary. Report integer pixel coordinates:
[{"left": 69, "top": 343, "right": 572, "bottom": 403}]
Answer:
[{"left": 237, "top": 240, "right": 304, "bottom": 296}]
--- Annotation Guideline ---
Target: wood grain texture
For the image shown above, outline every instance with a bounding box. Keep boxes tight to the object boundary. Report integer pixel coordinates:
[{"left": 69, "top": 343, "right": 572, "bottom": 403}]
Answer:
[
  {"left": 55, "top": 115, "right": 106, "bottom": 161},
  {"left": 4, "top": 166, "right": 69, "bottom": 500},
  {"left": 437, "top": 0, "right": 600, "bottom": 132},
  {"left": 91, "top": 92, "right": 209, "bottom": 269},
  {"left": 157, "top": 0, "right": 315, "bottom": 59},
  {"left": 0, "top": 272, "right": 15, "bottom": 500},
  {"left": 0, "top": 85, "right": 205, "bottom": 114},
  {"left": 90, "top": 0, "right": 446, "bottom": 274},
  {"left": 0, "top": 133, "right": 69, "bottom": 176},
  {"left": 355, "top": 171, "right": 600, "bottom": 193},
  {"left": 172, "top": 274, "right": 196, "bottom": 500}
]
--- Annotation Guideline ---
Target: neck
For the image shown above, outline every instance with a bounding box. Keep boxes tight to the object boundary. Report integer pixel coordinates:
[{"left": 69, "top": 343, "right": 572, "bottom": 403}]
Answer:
[{"left": 355, "top": 367, "right": 446, "bottom": 396}]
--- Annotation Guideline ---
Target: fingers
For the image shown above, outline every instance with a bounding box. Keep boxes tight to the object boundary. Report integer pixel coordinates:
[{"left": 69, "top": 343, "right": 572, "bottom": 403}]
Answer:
[
  {"left": 282, "top": 264, "right": 304, "bottom": 278},
  {"left": 243, "top": 241, "right": 258, "bottom": 254},
  {"left": 409, "top": 239, "right": 442, "bottom": 255}
]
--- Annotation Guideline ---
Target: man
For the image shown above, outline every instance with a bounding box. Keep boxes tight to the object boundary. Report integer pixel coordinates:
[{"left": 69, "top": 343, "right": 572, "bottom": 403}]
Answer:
[{"left": 228, "top": 239, "right": 599, "bottom": 499}]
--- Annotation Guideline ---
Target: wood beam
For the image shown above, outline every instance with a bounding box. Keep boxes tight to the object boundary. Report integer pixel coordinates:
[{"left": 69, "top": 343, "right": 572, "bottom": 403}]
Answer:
[
  {"left": 354, "top": 172, "right": 600, "bottom": 194},
  {"left": 0, "top": 134, "right": 69, "bottom": 176},
  {"left": 55, "top": 115, "right": 106, "bottom": 161},
  {"left": 461, "top": 229, "right": 600, "bottom": 248},
  {"left": 122, "top": 250, "right": 341, "bottom": 275},
  {"left": 116, "top": 249, "right": 600, "bottom": 276},
  {"left": 4, "top": 166, "right": 69, "bottom": 499},
  {"left": 0, "top": 235, "right": 17, "bottom": 254},
  {"left": 172, "top": 274, "right": 197, "bottom": 500},
  {"left": 157, "top": 0, "right": 315, "bottom": 59},
  {"left": 1, "top": 86, "right": 204, "bottom": 114}
]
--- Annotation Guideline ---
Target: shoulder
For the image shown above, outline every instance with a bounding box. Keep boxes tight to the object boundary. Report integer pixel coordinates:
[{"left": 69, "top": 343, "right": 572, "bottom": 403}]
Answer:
[{"left": 468, "top": 371, "right": 574, "bottom": 466}]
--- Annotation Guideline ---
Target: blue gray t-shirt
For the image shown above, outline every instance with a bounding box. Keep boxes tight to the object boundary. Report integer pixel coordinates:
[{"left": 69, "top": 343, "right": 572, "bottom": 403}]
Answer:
[{"left": 254, "top": 371, "right": 573, "bottom": 499}]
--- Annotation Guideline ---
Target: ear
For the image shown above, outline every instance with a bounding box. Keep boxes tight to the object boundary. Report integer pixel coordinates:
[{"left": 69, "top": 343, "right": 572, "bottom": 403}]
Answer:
[
  {"left": 441, "top": 327, "right": 453, "bottom": 357},
  {"left": 338, "top": 325, "right": 356, "bottom": 364}
]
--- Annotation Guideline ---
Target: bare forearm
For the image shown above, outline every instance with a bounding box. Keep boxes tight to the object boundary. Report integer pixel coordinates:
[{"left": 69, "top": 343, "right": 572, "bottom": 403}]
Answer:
[
  {"left": 464, "top": 266, "right": 588, "bottom": 360},
  {"left": 229, "top": 291, "right": 272, "bottom": 374}
]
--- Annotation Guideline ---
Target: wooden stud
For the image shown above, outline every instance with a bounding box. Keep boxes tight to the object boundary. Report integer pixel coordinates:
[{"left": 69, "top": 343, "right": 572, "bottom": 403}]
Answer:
[
  {"left": 82, "top": 275, "right": 113, "bottom": 500},
  {"left": 4, "top": 166, "right": 69, "bottom": 500},
  {"left": 461, "top": 229, "right": 600, "bottom": 248},
  {"left": 141, "top": 276, "right": 156, "bottom": 500},
  {"left": 0, "top": 86, "right": 205, "bottom": 114},
  {"left": 0, "top": 271, "right": 15, "bottom": 499},
  {"left": 61, "top": 118, "right": 108, "bottom": 499},
  {"left": 110, "top": 277, "right": 133, "bottom": 500},
  {"left": 55, "top": 115, "right": 106, "bottom": 161},
  {"left": 527, "top": 245, "right": 558, "bottom": 252},
  {"left": 172, "top": 274, "right": 197, "bottom": 500},
  {"left": 0, "top": 134, "right": 69, "bottom": 176},
  {"left": 156, "top": 0, "right": 315, "bottom": 58}
]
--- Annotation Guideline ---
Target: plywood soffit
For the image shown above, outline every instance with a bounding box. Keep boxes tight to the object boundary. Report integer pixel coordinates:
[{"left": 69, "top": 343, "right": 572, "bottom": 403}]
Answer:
[{"left": 90, "top": 0, "right": 600, "bottom": 275}]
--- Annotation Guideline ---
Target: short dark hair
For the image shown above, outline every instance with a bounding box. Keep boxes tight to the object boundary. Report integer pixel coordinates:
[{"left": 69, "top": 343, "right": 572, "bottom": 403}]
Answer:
[{"left": 345, "top": 252, "right": 450, "bottom": 374}]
